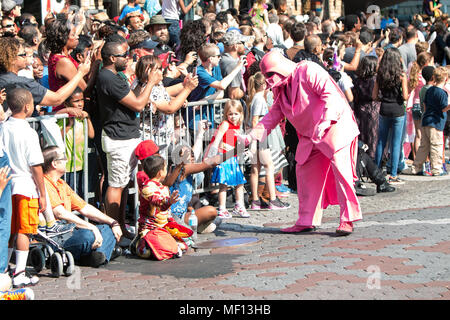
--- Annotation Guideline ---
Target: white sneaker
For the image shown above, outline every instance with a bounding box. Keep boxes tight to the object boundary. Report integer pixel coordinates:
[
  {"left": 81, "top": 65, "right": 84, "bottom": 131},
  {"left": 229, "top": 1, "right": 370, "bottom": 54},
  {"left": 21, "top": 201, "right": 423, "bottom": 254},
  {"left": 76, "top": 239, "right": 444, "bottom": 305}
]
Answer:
[
  {"left": 232, "top": 204, "right": 250, "bottom": 218},
  {"left": 199, "top": 222, "right": 216, "bottom": 234},
  {"left": 12, "top": 271, "right": 39, "bottom": 288},
  {"left": 217, "top": 208, "right": 232, "bottom": 219}
]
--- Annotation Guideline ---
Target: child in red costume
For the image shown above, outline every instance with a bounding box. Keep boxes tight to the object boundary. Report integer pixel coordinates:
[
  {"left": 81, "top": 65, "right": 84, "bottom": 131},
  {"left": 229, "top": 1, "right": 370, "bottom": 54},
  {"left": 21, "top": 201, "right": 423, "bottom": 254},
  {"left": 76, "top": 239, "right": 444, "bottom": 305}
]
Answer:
[
  {"left": 132, "top": 155, "right": 192, "bottom": 260},
  {"left": 206, "top": 100, "right": 249, "bottom": 219}
]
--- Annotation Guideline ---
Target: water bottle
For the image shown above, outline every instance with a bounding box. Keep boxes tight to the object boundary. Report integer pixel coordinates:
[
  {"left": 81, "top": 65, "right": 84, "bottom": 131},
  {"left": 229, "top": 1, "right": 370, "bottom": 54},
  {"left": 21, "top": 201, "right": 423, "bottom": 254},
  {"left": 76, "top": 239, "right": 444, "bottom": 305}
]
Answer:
[{"left": 188, "top": 210, "right": 198, "bottom": 240}]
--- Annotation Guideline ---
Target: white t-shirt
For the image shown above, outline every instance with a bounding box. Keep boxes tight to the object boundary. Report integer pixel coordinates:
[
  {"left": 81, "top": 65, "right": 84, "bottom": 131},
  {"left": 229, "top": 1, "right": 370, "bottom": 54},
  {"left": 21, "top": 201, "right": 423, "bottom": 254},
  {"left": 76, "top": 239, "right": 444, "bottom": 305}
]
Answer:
[
  {"left": 1, "top": 117, "right": 44, "bottom": 197},
  {"left": 162, "top": 0, "right": 180, "bottom": 20},
  {"left": 266, "top": 23, "right": 284, "bottom": 47},
  {"left": 337, "top": 71, "right": 354, "bottom": 95}
]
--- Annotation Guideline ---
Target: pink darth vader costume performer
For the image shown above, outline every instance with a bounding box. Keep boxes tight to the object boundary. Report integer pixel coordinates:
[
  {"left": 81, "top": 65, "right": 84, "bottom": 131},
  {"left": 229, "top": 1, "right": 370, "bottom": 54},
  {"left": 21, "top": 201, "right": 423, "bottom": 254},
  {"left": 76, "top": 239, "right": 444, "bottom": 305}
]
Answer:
[{"left": 243, "top": 51, "right": 362, "bottom": 235}]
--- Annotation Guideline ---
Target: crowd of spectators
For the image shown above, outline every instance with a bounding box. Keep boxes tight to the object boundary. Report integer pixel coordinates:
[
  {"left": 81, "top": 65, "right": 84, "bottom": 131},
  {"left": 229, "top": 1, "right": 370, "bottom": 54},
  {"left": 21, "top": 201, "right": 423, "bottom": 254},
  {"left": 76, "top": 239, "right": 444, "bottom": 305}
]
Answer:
[{"left": 1, "top": 0, "right": 450, "bottom": 299}]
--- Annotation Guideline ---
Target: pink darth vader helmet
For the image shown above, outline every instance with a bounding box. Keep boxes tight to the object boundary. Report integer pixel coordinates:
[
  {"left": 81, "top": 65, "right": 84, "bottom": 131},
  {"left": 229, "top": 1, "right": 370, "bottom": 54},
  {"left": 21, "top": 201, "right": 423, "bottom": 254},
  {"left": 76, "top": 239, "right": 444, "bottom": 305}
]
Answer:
[{"left": 260, "top": 50, "right": 296, "bottom": 88}]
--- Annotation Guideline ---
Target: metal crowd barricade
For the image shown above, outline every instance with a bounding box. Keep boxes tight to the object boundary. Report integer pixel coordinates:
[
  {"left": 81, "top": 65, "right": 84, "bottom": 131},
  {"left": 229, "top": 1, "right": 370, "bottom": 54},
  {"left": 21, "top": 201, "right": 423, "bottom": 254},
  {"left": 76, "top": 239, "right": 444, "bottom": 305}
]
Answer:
[
  {"left": 139, "top": 98, "right": 230, "bottom": 194},
  {"left": 27, "top": 114, "right": 90, "bottom": 204},
  {"left": 25, "top": 99, "right": 231, "bottom": 230}
]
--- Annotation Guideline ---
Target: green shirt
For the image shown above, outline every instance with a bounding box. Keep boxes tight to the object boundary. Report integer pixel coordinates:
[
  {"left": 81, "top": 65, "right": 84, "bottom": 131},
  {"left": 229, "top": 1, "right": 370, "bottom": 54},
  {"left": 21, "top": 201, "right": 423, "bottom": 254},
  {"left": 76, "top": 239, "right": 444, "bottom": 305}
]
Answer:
[
  {"left": 58, "top": 118, "right": 85, "bottom": 172},
  {"left": 419, "top": 84, "right": 432, "bottom": 113}
]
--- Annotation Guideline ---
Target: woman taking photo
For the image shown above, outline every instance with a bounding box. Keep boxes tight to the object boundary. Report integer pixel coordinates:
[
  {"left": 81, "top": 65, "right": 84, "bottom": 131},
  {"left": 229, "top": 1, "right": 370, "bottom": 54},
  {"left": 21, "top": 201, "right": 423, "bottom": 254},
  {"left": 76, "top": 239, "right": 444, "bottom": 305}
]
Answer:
[
  {"left": 132, "top": 54, "right": 198, "bottom": 157},
  {"left": 0, "top": 37, "right": 90, "bottom": 113},
  {"left": 372, "top": 47, "right": 409, "bottom": 184},
  {"left": 45, "top": 18, "right": 92, "bottom": 113}
]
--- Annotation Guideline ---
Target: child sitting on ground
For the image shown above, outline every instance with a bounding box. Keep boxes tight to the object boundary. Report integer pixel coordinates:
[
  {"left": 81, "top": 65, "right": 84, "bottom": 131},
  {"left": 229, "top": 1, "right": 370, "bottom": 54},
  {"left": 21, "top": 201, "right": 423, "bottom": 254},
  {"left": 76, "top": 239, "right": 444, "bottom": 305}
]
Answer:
[
  {"left": 169, "top": 119, "right": 242, "bottom": 233},
  {"left": 132, "top": 155, "right": 193, "bottom": 260}
]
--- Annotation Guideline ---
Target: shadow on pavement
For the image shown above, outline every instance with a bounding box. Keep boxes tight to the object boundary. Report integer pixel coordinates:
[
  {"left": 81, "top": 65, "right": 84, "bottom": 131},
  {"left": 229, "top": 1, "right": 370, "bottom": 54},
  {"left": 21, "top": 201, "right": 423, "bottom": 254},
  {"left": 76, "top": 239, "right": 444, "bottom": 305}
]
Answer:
[{"left": 105, "top": 253, "right": 243, "bottom": 279}]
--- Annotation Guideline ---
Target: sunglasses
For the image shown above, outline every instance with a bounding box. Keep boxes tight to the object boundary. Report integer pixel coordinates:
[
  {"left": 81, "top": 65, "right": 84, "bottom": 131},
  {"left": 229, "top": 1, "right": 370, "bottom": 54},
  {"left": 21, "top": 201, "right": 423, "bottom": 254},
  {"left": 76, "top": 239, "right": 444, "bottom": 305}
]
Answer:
[
  {"left": 112, "top": 51, "right": 129, "bottom": 58},
  {"left": 3, "top": 24, "right": 14, "bottom": 28}
]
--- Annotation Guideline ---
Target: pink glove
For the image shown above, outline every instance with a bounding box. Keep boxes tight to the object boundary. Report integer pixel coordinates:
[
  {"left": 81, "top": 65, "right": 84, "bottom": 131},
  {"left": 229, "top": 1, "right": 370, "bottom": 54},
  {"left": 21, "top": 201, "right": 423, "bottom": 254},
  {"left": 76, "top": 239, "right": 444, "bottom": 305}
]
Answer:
[{"left": 314, "top": 120, "right": 332, "bottom": 140}]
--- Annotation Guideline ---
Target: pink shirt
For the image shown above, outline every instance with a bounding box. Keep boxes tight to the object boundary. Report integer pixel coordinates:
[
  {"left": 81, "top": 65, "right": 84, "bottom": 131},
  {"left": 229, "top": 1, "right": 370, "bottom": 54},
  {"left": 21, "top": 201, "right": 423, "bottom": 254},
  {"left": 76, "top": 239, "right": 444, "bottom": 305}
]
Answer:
[{"left": 412, "top": 74, "right": 426, "bottom": 105}]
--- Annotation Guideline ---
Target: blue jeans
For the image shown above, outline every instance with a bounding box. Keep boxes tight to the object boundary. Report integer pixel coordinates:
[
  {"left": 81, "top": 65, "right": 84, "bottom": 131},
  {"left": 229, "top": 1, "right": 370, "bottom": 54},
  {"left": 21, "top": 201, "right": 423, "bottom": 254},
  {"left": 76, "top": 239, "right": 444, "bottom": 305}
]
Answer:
[
  {"left": 0, "top": 153, "right": 12, "bottom": 273},
  {"left": 166, "top": 18, "right": 181, "bottom": 48},
  {"left": 63, "top": 224, "right": 116, "bottom": 262},
  {"left": 386, "top": 114, "right": 408, "bottom": 175},
  {"left": 375, "top": 115, "right": 406, "bottom": 178}
]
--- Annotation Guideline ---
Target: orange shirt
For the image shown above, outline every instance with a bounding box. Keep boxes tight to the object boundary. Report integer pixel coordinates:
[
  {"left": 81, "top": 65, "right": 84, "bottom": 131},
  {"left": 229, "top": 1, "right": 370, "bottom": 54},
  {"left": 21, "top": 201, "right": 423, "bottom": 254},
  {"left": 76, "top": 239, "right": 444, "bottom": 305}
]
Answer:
[{"left": 44, "top": 175, "right": 87, "bottom": 212}]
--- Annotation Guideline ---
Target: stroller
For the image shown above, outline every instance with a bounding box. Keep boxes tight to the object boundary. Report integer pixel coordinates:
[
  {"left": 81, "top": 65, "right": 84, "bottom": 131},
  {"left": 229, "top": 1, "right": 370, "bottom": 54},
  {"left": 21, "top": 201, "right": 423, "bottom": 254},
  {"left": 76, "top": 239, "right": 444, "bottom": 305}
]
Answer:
[{"left": 28, "top": 228, "right": 75, "bottom": 278}]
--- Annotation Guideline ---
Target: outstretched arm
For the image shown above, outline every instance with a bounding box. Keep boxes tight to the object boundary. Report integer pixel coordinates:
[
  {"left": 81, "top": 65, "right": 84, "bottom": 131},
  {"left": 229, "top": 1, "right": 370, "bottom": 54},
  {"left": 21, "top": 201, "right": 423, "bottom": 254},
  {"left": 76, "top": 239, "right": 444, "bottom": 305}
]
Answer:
[{"left": 249, "top": 100, "right": 284, "bottom": 142}]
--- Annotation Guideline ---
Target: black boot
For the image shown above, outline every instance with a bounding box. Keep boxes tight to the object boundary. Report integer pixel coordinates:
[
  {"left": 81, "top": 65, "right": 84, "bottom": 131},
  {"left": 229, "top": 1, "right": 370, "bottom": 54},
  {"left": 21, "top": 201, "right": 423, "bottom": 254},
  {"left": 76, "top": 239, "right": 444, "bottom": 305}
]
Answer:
[
  {"left": 355, "top": 180, "right": 376, "bottom": 196},
  {"left": 377, "top": 181, "right": 396, "bottom": 193}
]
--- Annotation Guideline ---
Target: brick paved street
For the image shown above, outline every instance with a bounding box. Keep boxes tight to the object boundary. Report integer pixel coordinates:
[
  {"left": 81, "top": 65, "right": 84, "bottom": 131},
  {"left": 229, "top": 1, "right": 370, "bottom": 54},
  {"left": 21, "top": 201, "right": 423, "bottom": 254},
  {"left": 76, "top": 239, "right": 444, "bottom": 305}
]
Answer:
[{"left": 30, "top": 173, "right": 450, "bottom": 302}]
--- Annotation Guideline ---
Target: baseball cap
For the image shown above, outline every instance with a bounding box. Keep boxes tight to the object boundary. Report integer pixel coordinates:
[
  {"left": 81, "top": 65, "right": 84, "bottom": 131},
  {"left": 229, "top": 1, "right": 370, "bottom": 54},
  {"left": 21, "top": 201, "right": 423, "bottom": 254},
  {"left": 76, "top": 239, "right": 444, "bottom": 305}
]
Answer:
[
  {"left": 131, "top": 38, "right": 159, "bottom": 51},
  {"left": 222, "top": 29, "right": 253, "bottom": 46},
  {"left": 135, "top": 140, "right": 159, "bottom": 161},
  {"left": 2, "top": 0, "right": 23, "bottom": 12},
  {"left": 366, "top": 5, "right": 380, "bottom": 14}
]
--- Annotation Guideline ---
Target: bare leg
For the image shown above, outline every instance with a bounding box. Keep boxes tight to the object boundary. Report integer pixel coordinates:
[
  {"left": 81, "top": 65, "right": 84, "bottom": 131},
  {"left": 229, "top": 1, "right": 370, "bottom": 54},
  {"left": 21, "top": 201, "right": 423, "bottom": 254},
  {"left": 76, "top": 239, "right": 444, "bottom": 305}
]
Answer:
[
  {"left": 259, "top": 149, "right": 276, "bottom": 201},
  {"left": 250, "top": 163, "right": 261, "bottom": 201},
  {"left": 218, "top": 184, "right": 227, "bottom": 209},
  {"left": 235, "top": 184, "right": 244, "bottom": 205},
  {"left": 105, "top": 186, "right": 132, "bottom": 239},
  {"left": 184, "top": 206, "right": 217, "bottom": 226}
]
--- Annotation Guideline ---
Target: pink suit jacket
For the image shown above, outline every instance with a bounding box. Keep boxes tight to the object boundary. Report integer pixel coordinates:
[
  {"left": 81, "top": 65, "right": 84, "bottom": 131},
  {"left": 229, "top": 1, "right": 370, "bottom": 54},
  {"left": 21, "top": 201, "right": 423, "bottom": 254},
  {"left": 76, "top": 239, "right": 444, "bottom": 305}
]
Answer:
[{"left": 253, "top": 60, "right": 360, "bottom": 165}]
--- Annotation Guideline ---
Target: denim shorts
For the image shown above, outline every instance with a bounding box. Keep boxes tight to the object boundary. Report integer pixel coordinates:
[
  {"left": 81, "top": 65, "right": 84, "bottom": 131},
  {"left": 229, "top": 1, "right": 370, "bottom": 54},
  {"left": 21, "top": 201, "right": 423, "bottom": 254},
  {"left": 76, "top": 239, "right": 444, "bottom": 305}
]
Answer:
[{"left": 411, "top": 104, "right": 423, "bottom": 121}]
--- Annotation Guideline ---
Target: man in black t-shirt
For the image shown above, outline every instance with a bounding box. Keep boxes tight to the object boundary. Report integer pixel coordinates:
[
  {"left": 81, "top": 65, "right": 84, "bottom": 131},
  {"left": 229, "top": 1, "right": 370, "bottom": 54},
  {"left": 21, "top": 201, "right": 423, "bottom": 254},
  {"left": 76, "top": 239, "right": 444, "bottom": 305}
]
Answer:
[{"left": 96, "top": 38, "right": 162, "bottom": 238}]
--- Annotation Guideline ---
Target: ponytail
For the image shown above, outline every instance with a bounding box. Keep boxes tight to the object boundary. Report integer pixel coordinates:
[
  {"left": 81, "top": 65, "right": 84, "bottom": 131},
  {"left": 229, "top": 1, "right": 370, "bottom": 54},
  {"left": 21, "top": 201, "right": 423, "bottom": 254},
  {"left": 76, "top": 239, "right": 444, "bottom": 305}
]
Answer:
[
  {"left": 408, "top": 61, "right": 420, "bottom": 92},
  {"left": 246, "top": 72, "right": 266, "bottom": 127}
]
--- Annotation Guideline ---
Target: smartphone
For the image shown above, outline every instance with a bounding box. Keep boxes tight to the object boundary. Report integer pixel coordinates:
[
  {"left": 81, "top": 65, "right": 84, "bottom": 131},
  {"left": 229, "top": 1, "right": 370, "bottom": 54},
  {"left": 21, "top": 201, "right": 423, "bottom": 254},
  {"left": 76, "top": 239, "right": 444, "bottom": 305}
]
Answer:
[{"left": 193, "top": 66, "right": 197, "bottom": 76}]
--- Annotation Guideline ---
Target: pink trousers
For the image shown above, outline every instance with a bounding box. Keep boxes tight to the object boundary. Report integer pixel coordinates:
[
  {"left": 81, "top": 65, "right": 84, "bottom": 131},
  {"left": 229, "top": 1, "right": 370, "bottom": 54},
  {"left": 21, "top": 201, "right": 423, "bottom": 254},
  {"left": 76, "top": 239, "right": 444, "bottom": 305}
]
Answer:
[{"left": 295, "top": 139, "right": 362, "bottom": 227}]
